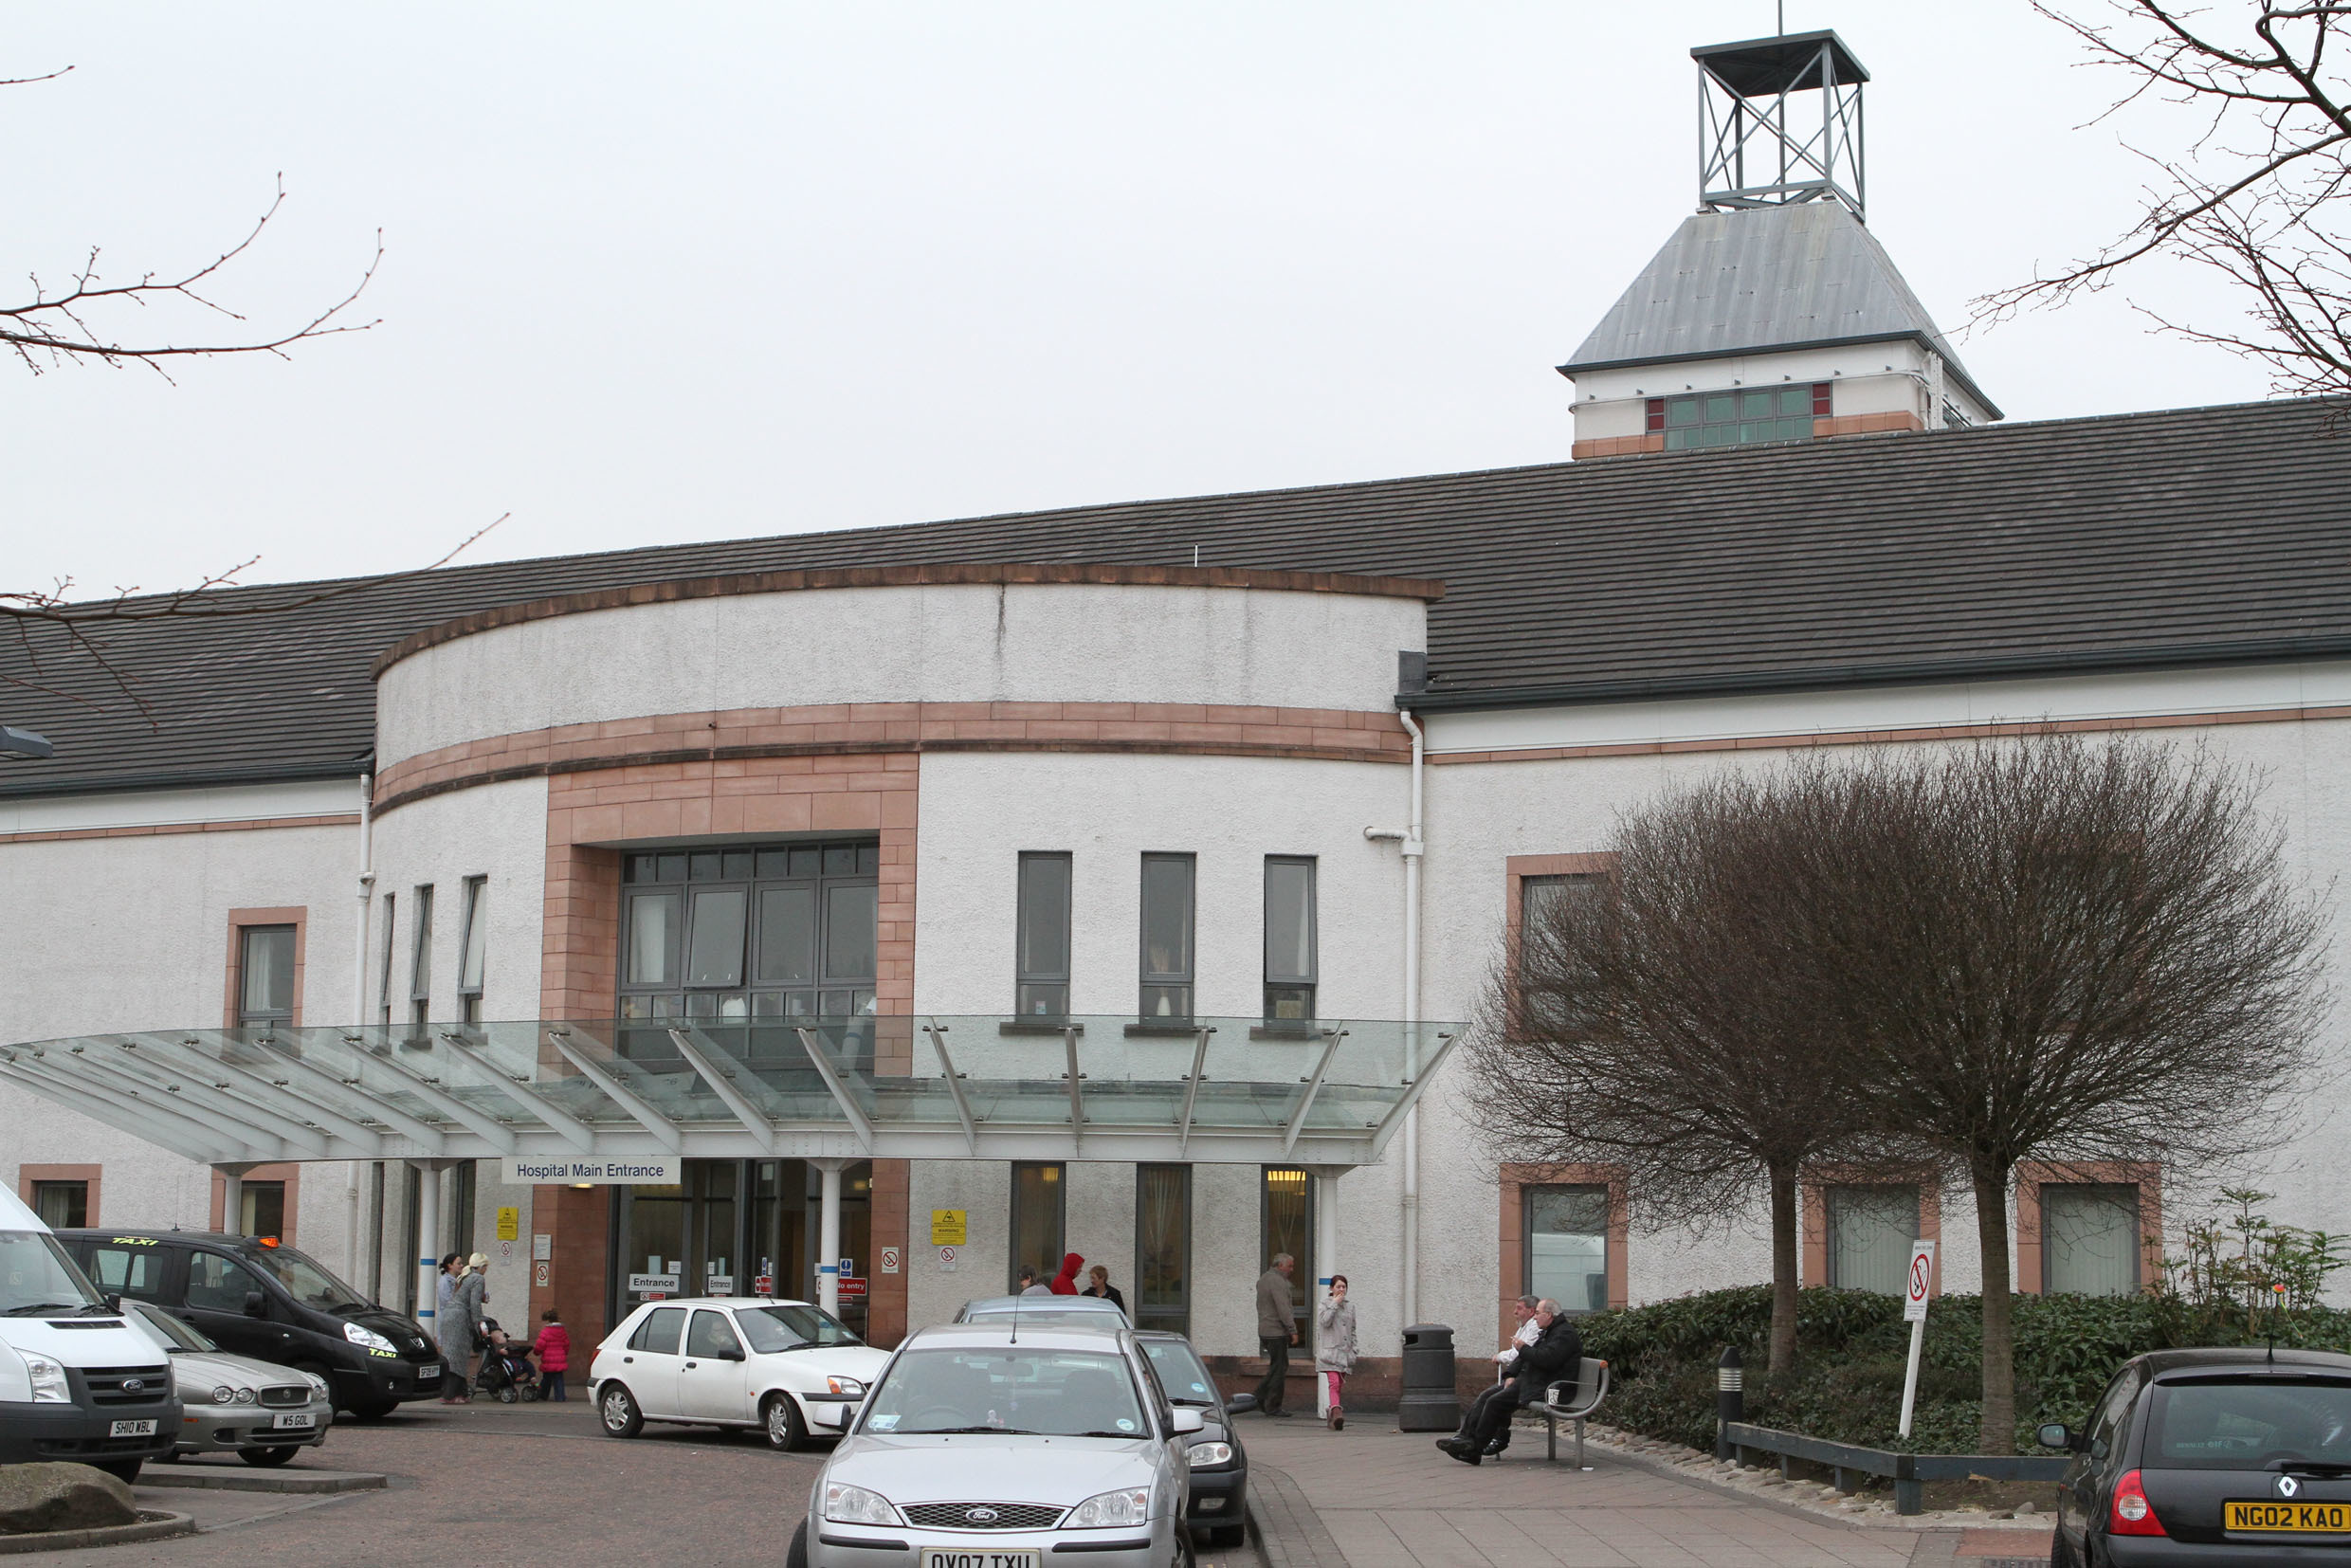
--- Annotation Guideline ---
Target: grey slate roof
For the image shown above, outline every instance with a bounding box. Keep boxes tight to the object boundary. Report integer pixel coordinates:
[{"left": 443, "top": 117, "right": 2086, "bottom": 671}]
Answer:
[
  {"left": 4, "top": 396, "right": 2348, "bottom": 799},
  {"left": 1559, "top": 203, "right": 2000, "bottom": 417}
]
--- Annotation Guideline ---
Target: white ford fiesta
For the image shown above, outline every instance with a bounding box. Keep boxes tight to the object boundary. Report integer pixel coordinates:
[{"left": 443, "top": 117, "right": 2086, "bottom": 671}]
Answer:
[
  {"left": 591, "top": 1297, "right": 888, "bottom": 1450},
  {"left": 789, "top": 1322, "right": 1198, "bottom": 1568}
]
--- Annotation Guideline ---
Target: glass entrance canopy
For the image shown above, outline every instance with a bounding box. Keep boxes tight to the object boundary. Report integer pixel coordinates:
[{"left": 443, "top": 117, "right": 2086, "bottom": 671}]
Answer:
[{"left": 0, "top": 1016, "right": 1458, "bottom": 1170}]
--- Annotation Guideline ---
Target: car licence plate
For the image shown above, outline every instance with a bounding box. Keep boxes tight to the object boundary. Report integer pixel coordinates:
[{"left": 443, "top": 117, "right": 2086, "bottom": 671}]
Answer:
[
  {"left": 416, "top": 1366, "right": 440, "bottom": 1383},
  {"left": 920, "top": 1551, "right": 1041, "bottom": 1568},
  {"left": 108, "top": 1419, "right": 156, "bottom": 1438},
  {"left": 2227, "top": 1500, "right": 2351, "bottom": 1533},
  {"left": 271, "top": 1413, "right": 317, "bottom": 1430}
]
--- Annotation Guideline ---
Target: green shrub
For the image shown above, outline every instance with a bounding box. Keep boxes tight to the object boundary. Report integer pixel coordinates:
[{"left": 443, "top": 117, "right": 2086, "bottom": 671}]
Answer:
[{"left": 1576, "top": 1284, "right": 2351, "bottom": 1453}]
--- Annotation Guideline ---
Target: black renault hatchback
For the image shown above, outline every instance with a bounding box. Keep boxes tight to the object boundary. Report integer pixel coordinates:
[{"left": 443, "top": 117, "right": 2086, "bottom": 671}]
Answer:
[
  {"left": 2041, "top": 1347, "right": 2351, "bottom": 1565},
  {"left": 59, "top": 1231, "right": 444, "bottom": 1419}
]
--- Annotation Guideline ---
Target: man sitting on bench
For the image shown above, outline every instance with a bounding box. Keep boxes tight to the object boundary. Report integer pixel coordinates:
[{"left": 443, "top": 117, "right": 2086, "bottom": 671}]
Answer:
[{"left": 1438, "top": 1298, "right": 1582, "bottom": 1466}]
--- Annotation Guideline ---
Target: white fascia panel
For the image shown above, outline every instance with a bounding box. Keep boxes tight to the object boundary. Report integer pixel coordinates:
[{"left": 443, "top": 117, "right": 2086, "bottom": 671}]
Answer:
[{"left": 0, "top": 778, "right": 361, "bottom": 836}]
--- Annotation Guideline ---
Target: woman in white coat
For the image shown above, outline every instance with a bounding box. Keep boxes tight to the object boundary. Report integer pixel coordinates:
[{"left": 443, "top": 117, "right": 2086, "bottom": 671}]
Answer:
[{"left": 1315, "top": 1274, "right": 1358, "bottom": 1431}]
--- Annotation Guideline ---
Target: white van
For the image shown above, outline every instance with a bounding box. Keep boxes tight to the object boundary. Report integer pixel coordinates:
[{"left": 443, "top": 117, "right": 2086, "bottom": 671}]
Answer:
[{"left": 0, "top": 1186, "right": 180, "bottom": 1481}]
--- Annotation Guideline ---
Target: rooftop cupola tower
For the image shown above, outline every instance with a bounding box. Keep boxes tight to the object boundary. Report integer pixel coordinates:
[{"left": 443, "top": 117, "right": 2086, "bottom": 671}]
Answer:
[
  {"left": 1696, "top": 29, "right": 1867, "bottom": 218},
  {"left": 1561, "top": 27, "right": 1998, "bottom": 461}
]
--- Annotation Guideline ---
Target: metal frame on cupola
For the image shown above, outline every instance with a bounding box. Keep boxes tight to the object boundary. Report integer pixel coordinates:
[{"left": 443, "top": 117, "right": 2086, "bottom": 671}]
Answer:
[{"left": 1693, "top": 28, "right": 1868, "bottom": 221}]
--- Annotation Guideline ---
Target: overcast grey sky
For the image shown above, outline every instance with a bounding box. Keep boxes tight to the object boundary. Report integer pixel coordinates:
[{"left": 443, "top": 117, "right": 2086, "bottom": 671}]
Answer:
[{"left": 9, "top": 2, "right": 2269, "bottom": 597}]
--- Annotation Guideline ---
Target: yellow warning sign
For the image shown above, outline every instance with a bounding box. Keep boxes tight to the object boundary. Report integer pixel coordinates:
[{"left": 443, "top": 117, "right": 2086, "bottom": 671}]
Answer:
[
  {"left": 497, "top": 1206, "right": 519, "bottom": 1241},
  {"left": 930, "top": 1209, "right": 967, "bottom": 1246}
]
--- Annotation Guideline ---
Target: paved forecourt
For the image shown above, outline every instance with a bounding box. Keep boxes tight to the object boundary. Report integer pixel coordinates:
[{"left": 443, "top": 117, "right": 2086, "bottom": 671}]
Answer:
[{"left": 1240, "top": 1419, "right": 2051, "bottom": 1568}]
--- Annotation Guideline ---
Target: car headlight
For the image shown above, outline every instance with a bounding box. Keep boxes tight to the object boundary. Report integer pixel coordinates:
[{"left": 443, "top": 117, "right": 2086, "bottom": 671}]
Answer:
[
  {"left": 343, "top": 1322, "right": 396, "bottom": 1353},
  {"left": 823, "top": 1483, "right": 900, "bottom": 1527},
  {"left": 233, "top": 1387, "right": 258, "bottom": 1405},
  {"left": 1186, "top": 1442, "right": 1234, "bottom": 1469},
  {"left": 826, "top": 1377, "right": 865, "bottom": 1398},
  {"left": 303, "top": 1372, "right": 330, "bottom": 1395},
  {"left": 1066, "top": 1488, "right": 1153, "bottom": 1529},
  {"left": 19, "top": 1352, "right": 69, "bottom": 1404},
  {"left": 210, "top": 1385, "right": 238, "bottom": 1405}
]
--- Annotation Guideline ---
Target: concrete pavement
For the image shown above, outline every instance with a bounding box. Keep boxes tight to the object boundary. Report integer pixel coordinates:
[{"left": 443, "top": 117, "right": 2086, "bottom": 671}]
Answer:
[{"left": 1238, "top": 1417, "right": 2054, "bottom": 1568}]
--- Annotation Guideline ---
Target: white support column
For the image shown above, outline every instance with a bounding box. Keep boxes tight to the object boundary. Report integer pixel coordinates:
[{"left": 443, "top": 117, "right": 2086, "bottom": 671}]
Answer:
[
  {"left": 1310, "top": 1166, "right": 1345, "bottom": 1419},
  {"left": 218, "top": 1166, "right": 246, "bottom": 1238},
  {"left": 414, "top": 1162, "right": 443, "bottom": 1349},
  {"left": 813, "top": 1158, "right": 849, "bottom": 1316}
]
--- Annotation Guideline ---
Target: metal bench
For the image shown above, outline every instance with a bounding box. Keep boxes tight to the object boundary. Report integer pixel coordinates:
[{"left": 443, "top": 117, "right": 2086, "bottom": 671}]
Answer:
[{"left": 1537, "top": 1357, "right": 1611, "bottom": 1468}]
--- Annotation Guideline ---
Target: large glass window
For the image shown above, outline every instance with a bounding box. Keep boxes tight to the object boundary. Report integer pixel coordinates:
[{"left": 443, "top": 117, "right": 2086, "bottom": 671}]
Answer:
[
  {"left": 1526, "top": 1186, "right": 1611, "bottom": 1315},
  {"left": 618, "top": 840, "right": 879, "bottom": 1020},
  {"left": 409, "top": 884, "right": 435, "bottom": 1030},
  {"left": 1654, "top": 383, "right": 1826, "bottom": 450},
  {"left": 1825, "top": 1185, "right": 1921, "bottom": 1296},
  {"left": 239, "top": 1180, "right": 287, "bottom": 1241},
  {"left": 1016, "top": 852, "right": 1073, "bottom": 1018},
  {"left": 186, "top": 1250, "right": 266, "bottom": 1313},
  {"left": 2043, "top": 1184, "right": 2142, "bottom": 1297},
  {"left": 1261, "top": 1166, "right": 1312, "bottom": 1349},
  {"left": 238, "top": 925, "right": 296, "bottom": 1030},
  {"left": 457, "top": 877, "right": 488, "bottom": 1023},
  {"left": 1139, "top": 853, "right": 1195, "bottom": 1021},
  {"left": 376, "top": 891, "right": 396, "bottom": 1028},
  {"left": 84, "top": 1244, "right": 164, "bottom": 1302},
  {"left": 1264, "top": 857, "right": 1317, "bottom": 1024},
  {"left": 1011, "top": 1163, "right": 1066, "bottom": 1292},
  {"left": 1135, "top": 1165, "right": 1191, "bottom": 1336},
  {"left": 30, "top": 1181, "right": 87, "bottom": 1230}
]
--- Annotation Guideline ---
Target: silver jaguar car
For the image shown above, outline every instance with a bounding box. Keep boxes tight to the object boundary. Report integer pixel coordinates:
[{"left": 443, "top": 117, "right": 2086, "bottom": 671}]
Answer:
[{"left": 788, "top": 1323, "right": 1199, "bottom": 1568}]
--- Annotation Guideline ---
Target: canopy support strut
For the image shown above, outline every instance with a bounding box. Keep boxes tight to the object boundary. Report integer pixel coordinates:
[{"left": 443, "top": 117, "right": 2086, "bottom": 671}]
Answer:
[{"left": 921, "top": 1021, "right": 979, "bottom": 1155}]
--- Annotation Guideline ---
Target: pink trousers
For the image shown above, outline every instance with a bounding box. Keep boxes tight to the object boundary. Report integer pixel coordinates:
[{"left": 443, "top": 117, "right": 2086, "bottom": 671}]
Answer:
[{"left": 1322, "top": 1370, "right": 1344, "bottom": 1410}]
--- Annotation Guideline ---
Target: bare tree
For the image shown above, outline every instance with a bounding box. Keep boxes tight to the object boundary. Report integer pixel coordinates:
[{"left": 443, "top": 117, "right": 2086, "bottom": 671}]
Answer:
[
  {"left": 1465, "top": 777, "right": 1883, "bottom": 1375},
  {"left": 1983, "top": 3, "right": 2351, "bottom": 397},
  {"left": 1767, "top": 735, "right": 2328, "bottom": 1451}
]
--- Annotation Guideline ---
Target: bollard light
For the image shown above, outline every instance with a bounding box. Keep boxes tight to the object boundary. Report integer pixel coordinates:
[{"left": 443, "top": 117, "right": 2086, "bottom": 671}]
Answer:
[{"left": 1715, "top": 1345, "right": 1744, "bottom": 1461}]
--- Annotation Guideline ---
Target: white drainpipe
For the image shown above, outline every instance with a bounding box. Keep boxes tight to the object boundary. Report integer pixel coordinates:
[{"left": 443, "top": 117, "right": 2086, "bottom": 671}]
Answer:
[
  {"left": 1365, "top": 708, "right": 1427, "bottom": 1329},
  {"left": 352, "top": 770, "right": 376, "bottom": 1289}
]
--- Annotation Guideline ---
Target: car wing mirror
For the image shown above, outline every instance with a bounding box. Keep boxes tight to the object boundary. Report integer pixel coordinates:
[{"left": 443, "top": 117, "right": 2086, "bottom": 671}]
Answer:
[
  {"left": 2036, "top": 1423, "right": 2075, "bottom": 1451},
  {"left": 1171, "top": 1408, "right": 1206, "bottom": 1435},
  {"left": 242, "top": 1291, "right": 268, "bottom": 1318},
  {"left": 1224, "top": 1393, "right": 1258, "bottom": 1414}
]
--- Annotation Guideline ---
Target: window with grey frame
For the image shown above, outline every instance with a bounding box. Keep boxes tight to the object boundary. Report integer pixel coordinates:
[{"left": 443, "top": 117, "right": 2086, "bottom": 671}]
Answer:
[
  {"left": 1825, "top": 1185, "right": 1921, "bottom": 1296},
  {"left": 1525, "top": 1185, "right": 1611, "bottom": 1315},
  {"left": 409, "top": 884, "right": 434, "bottom": 1030},
  {"left": 1135, "top": 1164, "right": 1191, "bottom": 1335},
  {"left": 618, "top": 842, "right": 880, "bottom": 1021},
  {"left": 1264, "top": 856, "right": 1316, "bottom": 1024},
  {"left": 457, "top": 876, "right": 488, "bottom": 1023},
  {"left": 1015, "top": 852, "right": 1072, "bottom": 1019},
  {"left": 1011, "top": 1162, "right": 1066, "bottom": 1292},
  {"left": 1139, "top": 853, "right": 1194, "bottom": 1022},
  {"left": 236, "top": 924, "right": 297, "bottom": 1030},
  {"left": 376, "top": 891, "right": 396, "bottom": 1028},
  {"left": 2042, "top": 1184, "right": 2142, "bottom": 1297}
]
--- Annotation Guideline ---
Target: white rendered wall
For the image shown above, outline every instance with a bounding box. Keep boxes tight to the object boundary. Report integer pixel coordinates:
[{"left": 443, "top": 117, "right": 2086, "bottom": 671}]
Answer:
[
  {"left": 378, "top": 583, "right": 1426, "bottom": 764},
  {"left": 367, "top": 776, "right": 551, "bottom": 1024}
]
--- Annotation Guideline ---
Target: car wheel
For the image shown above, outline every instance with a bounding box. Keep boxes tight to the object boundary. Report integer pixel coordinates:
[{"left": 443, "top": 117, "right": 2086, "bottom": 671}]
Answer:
[
  {"left": 97, "top": 1459, "right": 140, "bottom": 1485},
  {"left": 239, "top": 1445, "right": 300, "bottom": 1468},
  {"left": 600, "top": 1382, "right": 645, "bottom": 1439},
  {"left": 787, "top": 1518, "right": 811, "bottom": 1568},
  {"left": 763, "top": 1393, "right": 808, "bottom": 1452},
  {"left": 2046, "top": 1524, "right": 2076, "bottom": 1568},
  {"left": 1174, "top": 1522, "right": 1197, "bottom": 1568}
]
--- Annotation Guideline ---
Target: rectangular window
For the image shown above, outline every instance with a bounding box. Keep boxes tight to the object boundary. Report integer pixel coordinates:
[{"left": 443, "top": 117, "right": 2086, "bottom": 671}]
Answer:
[
  {"left": 1661, "top": 383, "right": 1825, "bottom": 451},
  {"left": 457, "top": 877, "right": 488, "bottom": 1023},
  {"left": 1135, "top": 1165, "right": 1191, "bottom": 1336},
  {"left": 1015, "top": 852, "right": 1073, "bottom": 1018},
  {"left": 236, "top": 925, "right": 297, "bottom": 1030},
  {"left": 409, "top": 884, "right": 435, "bottom": 1030},
  {"left": 1010, "top": 1163, "right": 1066, "bottom": 1292},
  {"left": 1525, "top": 1186, "right": 1610, "bottom": 1315},
  {"left": 1261, "top": 1166, "right": 1313, "bottom": 1349},
  {"left": 1264, "top": 857, "right": 1316, "bottom": 1024},
  {"left": 619, "top": 841, "right": 878, "bottom": 1022},
  {"left": 86, "top": 1245, "right": 164, "bottom": 1302},
  {"left": 1644, "top": 396, "right": 1666, "bottom": 433},
  {"left": 449, "top": 1161, "right": 477, "bottom": 1259},
  {"left": 1825, "top": 1184, "right": 1921, "bottom": 1295},
  {"left": 240, "top": 1180, "right": 287, "bottom": 1242},
  {"left": 1139, "top": 853, "right": 1195, "bottom": 1021},
  {"left": 376, "top": 892, "right": 396, "bottom": 1028},
  {"left": 30, "top": 1180, "right": 87, "bottom": 1230},
  {"left": 2043, "top": 1184, "right": 2142, "bottom": 1297}
]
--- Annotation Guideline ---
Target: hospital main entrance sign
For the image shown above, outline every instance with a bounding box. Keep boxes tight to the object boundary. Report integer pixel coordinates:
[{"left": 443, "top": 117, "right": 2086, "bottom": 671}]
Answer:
[{"left": 501, "top": 1156, "right": 682, "bottom": 1185}]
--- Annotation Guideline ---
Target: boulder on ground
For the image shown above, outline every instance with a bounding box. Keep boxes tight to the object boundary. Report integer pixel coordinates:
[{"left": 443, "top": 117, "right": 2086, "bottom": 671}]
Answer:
[{"left": 0, "top": 1463, "right": 138, "bottom": 1534}]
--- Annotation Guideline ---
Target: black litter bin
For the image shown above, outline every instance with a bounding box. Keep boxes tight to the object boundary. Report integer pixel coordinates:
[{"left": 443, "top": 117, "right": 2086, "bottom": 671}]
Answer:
[{"left": 1397, "top": 1323, "right": 1458, "bottom": 1431}]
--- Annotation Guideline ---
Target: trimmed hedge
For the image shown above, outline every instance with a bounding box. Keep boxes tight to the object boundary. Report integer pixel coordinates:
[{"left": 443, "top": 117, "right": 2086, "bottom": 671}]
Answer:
[{"left": 1576, "top": 1285, "right": 2351, "bottom": 1453}]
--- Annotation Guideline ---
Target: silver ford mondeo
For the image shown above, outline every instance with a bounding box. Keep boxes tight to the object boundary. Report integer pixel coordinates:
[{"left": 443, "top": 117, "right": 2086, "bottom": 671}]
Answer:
[{"left": 789, "top": 1322, "right": 1199, "bottom": 1568}]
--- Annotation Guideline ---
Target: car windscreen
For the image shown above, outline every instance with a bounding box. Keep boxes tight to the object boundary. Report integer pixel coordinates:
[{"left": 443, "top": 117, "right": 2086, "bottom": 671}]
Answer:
[
  {"left": 129, "top": 1301, "right": 216, "bottom": 1353},
  {"left": 864, "top": 1347, "right": 1148, "bottom": 1438},
  {"left": 2146, "top": 1378, "right": 2351, "bottom": 1468},
  {"left": 735, "top": 1304, "right": 864, "bottom": 1355},
  {"left": 0, "top": 1231, "right": 105, "bottom": 1315},
  {"left": 250, "top": 1245, "right": 369, "bottom": 1312},
  {"left": 1139, "top": 1340, "right": 1218, "bottom": 1406}
]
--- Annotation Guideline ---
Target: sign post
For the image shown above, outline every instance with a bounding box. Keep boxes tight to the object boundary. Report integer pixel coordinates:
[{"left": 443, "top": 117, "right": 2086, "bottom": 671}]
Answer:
[{"left": 1897, "top": 1240, "right": 1936, "bottom": 1439}]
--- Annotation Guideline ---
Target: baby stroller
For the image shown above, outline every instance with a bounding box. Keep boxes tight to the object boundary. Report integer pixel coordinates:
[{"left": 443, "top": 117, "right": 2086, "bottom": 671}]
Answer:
[{"left": 473, "top": 1318, "right": 539, "bottom": 1403}]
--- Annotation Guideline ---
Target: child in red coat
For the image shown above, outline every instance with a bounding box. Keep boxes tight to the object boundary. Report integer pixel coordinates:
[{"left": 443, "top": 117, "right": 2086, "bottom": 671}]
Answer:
[{"left": 531, "top": 1308, "right": 572, "bottom": 1402}]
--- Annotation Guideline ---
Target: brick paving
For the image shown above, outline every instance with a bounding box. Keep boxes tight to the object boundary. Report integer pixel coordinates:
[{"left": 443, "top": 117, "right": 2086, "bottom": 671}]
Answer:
[{"left": 1238, "top": 1418, "right": 2053, "bottom": 1568}]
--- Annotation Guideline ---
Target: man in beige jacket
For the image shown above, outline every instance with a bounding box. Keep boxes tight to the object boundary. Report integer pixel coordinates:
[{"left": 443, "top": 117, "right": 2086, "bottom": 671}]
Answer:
[{"left": 1251, "top": 1253, "right": 1297, "bottom": 1417}]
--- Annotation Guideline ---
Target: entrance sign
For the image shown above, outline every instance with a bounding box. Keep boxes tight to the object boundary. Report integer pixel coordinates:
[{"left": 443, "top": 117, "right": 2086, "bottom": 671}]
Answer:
[
  {"left": 880, "top": 1247, "right": 901, "bottom": 1274},
  {"left": 629, "top": 1272, "right": 682, "bottom": 1294},
  {"left": 496, "top": 1206, "right": 519, "bottom": 1241},
  {"left": 501, "top": 1156, "right": 682, "bottom": 1186},
  {"left": 1897, "top": 1240, "right": 1936, "bottom": 1437},
  {"left": 708, "top": 1276, "right": 735, "bottom": 1295},
  {"left": 931, "top": 1210, "right": 968, "bottom": 1246}
]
